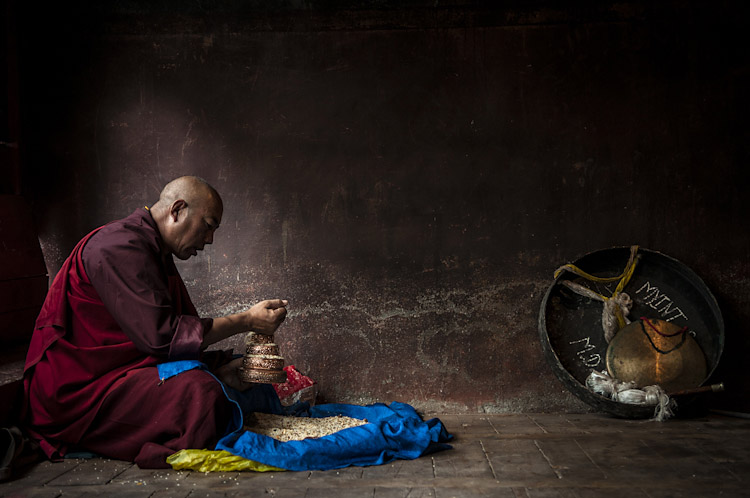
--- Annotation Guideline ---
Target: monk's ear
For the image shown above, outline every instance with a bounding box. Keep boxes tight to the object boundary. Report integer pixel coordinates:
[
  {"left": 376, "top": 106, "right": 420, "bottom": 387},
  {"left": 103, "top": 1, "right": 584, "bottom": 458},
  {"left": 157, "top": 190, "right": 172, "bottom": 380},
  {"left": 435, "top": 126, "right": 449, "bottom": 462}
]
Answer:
[{"left": 169, "top": 199, "right": 188, "bottom": 222}]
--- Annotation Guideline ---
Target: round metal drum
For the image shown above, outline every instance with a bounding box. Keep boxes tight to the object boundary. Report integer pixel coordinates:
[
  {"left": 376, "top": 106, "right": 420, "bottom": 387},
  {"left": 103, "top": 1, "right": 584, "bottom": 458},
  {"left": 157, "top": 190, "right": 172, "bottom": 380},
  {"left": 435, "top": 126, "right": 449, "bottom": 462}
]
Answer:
[{"left": 538, "top": 247, "right": 724, "bottom": 418}]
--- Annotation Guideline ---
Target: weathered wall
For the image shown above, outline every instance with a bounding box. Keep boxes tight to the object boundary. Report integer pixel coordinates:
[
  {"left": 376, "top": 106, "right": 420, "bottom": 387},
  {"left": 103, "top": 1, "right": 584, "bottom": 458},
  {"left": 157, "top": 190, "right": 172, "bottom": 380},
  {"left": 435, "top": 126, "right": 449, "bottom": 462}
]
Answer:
[{"left": 15, "top": 2, "right": 750, "bottom": 413}]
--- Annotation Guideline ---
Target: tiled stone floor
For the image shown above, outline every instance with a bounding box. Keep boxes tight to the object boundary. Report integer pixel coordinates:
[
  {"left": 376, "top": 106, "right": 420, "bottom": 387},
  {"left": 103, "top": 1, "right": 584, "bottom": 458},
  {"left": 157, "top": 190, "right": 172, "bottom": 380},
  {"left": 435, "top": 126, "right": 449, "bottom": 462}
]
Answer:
[{"left": 2, "top": 412, "right": 749, "bottom": 497}]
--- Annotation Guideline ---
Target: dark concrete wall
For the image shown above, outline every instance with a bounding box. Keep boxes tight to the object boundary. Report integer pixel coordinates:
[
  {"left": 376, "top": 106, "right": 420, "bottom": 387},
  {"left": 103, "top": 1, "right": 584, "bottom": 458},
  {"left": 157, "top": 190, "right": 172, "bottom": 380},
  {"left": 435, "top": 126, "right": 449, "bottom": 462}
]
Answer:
[{"left": 14, "top": 1, "right": 750, "bottom": 413}]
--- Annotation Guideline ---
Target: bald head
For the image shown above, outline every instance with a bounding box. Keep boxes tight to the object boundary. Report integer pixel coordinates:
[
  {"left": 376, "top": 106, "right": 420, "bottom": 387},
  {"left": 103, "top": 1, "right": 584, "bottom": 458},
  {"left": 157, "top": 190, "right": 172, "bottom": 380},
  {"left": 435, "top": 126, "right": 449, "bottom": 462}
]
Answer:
[
  {"left": 157, "top": 176, "right": 223, "bottom": 213},
  {"left": 149, "top": 176, "right": 223, "bottom": 260}
]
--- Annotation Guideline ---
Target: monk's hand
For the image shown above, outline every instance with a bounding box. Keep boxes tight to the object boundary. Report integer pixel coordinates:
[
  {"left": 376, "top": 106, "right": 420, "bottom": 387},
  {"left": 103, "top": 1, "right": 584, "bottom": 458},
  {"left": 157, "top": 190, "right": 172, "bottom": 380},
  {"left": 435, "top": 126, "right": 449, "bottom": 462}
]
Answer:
[
  {"left": 247, "top": 299, "right": 288, "bottom": 335},
  {"left": 214, "top": 357, "right": 253, "bottom": 391}
]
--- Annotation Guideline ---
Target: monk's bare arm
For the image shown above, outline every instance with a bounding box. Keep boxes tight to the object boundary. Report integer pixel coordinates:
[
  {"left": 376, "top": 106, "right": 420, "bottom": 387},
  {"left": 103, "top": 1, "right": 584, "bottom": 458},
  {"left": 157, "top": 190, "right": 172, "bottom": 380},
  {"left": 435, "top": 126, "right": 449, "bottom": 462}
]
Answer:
[{"left": 201, "top": 299, "right": 288, "bottom": 348}]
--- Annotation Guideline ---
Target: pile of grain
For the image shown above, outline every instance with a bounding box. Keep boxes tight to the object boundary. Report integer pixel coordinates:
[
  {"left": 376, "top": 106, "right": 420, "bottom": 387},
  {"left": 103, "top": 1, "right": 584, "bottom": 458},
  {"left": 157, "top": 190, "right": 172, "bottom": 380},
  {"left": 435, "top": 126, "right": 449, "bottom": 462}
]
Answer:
[{"left": 244, "top": 412, "right": 368, "bottom": 442}]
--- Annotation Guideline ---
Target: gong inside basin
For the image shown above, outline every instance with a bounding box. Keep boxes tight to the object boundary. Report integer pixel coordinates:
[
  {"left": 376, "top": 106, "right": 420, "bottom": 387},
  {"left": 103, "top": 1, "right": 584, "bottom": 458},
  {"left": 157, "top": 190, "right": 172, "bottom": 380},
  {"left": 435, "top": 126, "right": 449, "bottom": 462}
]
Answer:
[{"left": 538, "top": 247, "right": 724, "bottom": 418}]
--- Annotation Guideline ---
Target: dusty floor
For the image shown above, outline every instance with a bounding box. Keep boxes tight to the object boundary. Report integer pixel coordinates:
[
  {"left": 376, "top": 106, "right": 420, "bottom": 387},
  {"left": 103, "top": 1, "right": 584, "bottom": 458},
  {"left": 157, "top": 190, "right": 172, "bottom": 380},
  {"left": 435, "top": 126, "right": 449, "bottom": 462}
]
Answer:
[{"left": 1, "top": 412, "right": 749, "bottom": 497}]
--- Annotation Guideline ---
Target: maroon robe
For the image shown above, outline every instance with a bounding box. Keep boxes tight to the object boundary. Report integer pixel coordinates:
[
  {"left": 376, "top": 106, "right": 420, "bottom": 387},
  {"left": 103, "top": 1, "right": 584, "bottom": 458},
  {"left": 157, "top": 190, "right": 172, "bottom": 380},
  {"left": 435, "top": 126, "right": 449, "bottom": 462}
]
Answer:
[{"left": 23, "top": 208, "right": 233, "bottom": 468}]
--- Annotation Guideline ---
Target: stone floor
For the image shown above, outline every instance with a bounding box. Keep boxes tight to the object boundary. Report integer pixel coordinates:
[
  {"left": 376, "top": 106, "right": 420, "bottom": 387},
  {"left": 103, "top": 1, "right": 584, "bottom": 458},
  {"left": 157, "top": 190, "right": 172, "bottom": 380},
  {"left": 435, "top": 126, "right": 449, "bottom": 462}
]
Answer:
[{"left": 2, "top": 412, "right": 749, "bottom": 497}]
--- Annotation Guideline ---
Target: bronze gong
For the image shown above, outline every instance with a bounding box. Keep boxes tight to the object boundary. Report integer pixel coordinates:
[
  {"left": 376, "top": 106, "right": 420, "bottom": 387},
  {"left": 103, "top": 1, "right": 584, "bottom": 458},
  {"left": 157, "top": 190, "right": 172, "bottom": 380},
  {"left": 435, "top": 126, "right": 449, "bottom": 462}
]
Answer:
[{"left": 606, "top": 318, "right": 707, "bottom": 393}]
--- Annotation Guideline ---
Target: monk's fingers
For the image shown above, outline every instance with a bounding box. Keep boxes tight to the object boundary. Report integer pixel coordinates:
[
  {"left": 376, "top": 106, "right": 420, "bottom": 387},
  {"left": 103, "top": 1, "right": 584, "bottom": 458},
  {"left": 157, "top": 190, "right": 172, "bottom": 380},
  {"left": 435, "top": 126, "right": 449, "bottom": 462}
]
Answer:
[
  {"left": 262, "top": 299, "right": 288, "bottom": 323},
  {"left": 214, "top": 359, "right": 252, "bottom": 391},
  {"left": 262, "top": 308, "right": 286, "bottom": 329},
  {"left": 263, "top": 298, "right": 289, "bottom": 310},
  {"left": 227, "top": 357, "right": 244, "bottom": 368}
]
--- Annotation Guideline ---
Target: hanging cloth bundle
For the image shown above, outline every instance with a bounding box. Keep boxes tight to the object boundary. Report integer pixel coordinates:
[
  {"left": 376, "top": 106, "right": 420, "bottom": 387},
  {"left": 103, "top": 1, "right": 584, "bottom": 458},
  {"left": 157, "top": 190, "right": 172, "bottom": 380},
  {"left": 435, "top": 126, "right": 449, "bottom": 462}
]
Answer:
[{"left": 555, "top": 245, "right": 640, "bottom": 343}]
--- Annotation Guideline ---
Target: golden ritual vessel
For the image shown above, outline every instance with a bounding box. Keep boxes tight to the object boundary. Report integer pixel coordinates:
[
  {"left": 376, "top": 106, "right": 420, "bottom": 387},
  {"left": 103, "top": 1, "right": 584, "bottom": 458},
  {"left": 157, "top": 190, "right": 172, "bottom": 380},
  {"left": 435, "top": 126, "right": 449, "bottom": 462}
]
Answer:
[{"left": 239, "top": 332, "right": 288, "bottom": 384}]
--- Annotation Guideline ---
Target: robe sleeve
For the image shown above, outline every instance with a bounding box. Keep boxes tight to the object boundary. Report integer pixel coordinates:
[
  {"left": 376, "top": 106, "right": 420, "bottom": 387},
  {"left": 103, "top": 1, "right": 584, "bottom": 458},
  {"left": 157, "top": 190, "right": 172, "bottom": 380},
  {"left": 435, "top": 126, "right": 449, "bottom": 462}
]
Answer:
[{"left": 81, "top": 224, "right": 209, "bottom": 360}]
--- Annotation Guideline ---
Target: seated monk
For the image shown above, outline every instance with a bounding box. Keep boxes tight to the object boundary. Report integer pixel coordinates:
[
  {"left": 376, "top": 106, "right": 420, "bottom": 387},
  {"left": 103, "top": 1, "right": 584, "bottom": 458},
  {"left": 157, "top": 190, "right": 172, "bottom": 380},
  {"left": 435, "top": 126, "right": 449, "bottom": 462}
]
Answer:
[{"left": 22, "top": 176, "right": 288, "bottom": 468}]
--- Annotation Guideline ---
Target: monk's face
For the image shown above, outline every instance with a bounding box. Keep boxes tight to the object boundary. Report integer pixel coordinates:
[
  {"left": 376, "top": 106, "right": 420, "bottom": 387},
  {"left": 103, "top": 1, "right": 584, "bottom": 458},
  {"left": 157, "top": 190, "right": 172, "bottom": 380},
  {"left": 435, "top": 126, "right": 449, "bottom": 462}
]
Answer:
[{"left": 170, "top": 196, "right": 223, "bottom": 260}]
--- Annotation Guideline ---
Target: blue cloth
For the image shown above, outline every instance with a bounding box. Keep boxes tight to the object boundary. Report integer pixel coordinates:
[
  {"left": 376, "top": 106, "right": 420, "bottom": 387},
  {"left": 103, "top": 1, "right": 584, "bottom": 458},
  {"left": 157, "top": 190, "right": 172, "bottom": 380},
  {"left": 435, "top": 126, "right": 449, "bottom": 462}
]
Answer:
[
  {"left": 218, "top": 402, "right": 453, "bottom": 471},
  {"left": 157, "top": 360, "right": 205, "bottom": 381},
  {"left": 157, "top": 360, "right": 453, "bottom": 471}
]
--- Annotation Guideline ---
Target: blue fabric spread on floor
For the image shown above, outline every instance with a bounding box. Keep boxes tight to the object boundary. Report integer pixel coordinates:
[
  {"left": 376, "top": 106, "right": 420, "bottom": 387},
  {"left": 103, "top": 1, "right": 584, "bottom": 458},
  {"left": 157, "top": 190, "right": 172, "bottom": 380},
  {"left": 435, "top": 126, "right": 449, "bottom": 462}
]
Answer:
[{"left": 157, "top": 360, "right": 453, "bottom": 471}]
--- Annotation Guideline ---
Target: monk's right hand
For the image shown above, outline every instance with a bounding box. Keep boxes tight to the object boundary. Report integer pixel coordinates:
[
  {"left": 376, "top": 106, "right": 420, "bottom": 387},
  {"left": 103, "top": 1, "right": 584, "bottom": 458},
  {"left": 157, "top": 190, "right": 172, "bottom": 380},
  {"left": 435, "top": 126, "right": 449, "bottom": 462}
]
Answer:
[{"left": 246, "top": 299, "right": 288, "bottom": 335}]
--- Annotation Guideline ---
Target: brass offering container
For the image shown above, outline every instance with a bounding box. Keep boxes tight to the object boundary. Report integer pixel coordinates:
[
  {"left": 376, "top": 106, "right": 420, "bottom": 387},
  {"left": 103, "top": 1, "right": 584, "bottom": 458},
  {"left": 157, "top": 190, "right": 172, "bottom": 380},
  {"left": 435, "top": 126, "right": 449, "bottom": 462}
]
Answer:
[{"left": 238, "top": 332, "right": 288, "bottom": 384}]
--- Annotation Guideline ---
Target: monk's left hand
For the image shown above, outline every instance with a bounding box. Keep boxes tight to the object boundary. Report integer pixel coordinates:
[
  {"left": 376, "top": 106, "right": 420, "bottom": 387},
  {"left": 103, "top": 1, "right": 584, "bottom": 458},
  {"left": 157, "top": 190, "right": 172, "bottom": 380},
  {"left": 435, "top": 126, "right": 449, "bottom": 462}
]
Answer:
[{"left": 214, "top": 357, "right": 253, "bottom": 392}]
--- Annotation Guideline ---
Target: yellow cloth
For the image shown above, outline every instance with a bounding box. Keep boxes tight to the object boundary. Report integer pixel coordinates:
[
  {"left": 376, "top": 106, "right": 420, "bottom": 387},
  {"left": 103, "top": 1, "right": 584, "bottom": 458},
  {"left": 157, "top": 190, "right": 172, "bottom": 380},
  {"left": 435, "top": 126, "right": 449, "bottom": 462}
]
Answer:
[{"left": 167, "top": 449, "right": 286, "bottom": 473}]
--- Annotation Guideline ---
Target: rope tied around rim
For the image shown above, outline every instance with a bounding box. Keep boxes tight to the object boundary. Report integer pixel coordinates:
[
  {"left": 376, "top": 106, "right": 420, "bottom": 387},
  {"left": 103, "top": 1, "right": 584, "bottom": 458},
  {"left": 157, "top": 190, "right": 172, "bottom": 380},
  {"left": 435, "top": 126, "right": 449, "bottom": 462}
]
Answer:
[{"left": 555, "top": 245, "right": 640, "bottom": 343}]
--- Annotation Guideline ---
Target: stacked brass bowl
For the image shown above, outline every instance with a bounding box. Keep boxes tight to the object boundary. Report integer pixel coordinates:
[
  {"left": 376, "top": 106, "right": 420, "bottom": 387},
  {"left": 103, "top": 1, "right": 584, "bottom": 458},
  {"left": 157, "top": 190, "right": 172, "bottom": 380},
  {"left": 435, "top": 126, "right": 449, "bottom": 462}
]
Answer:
[{"left": 238, "top": 332, "right": 288, "bottom": 384}]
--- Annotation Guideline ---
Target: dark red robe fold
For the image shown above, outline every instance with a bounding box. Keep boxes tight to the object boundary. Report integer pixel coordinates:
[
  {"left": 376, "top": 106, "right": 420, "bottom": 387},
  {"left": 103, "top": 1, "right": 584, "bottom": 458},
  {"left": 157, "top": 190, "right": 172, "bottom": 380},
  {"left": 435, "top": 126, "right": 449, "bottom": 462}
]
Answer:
[{"left": 22, "top": 209, "right": 232, "bottom": 467}]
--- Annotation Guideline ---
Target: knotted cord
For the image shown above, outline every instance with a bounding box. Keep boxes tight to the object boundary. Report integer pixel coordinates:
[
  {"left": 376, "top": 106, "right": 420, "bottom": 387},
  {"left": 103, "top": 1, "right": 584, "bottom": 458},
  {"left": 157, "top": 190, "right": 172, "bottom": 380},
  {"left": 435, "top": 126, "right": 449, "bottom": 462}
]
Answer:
[
  {"left": 639, "top": 316, "right": 689, "bottom": 354},
  {"left": 556, "top": 245, "right": 640, "bottom": 342},
  {"left": 586, "top": 370, "right": 676, "bottom": 422}
]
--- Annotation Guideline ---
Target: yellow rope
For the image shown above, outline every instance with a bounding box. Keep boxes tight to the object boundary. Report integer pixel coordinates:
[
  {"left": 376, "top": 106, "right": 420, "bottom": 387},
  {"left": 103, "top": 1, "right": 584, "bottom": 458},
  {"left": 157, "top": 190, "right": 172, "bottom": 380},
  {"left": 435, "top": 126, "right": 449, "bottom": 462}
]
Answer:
[
  {"left": 613, "top": 246, "right": 639, "bottom": 295},
  {"left": 554, "top": 245, "right": 639, "bottom": 283},
  {"left": 555, "top": 245, "right": 640, "bottom": 330}
]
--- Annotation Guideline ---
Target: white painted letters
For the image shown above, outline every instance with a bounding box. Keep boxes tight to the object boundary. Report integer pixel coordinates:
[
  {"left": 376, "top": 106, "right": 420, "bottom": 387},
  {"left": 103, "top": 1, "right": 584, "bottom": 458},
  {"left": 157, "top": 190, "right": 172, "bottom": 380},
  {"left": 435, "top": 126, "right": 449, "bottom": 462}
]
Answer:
[
  {"left": 635, "top": 281, "right": 688, "bottom": 322},
  {"left": 569, "top": 337, "right": 601, "bottom": 368}
]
